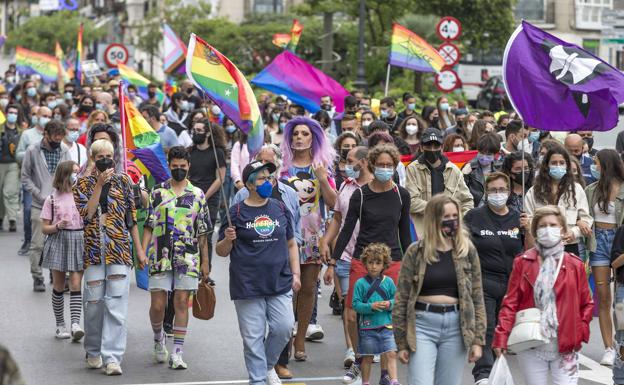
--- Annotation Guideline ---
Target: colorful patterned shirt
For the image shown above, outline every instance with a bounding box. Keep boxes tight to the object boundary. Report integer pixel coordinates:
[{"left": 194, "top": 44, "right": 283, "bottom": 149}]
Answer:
[
  {"left": 145, "top": 180, "right": 211, "bottom": 277},
  {"left": 73, "top": 173, "right": 137, "bottom": 266}
]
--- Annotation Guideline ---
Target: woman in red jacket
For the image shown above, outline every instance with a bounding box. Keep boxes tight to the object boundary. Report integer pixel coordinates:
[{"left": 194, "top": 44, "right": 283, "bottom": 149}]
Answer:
[{"left": 493, "top": 205, "right": 593, "bottom": 385}]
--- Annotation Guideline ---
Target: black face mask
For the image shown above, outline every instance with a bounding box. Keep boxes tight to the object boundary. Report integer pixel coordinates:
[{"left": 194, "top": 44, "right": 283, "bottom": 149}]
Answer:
[
  {"left": 584, "top": 137, "right": 594, "bottom": 150},
  {"left": 95, "top": 158, "right": 114, "bottom": 172},
  {"left": 441, "top": 219, "right": 459, "bottom": 237},
  {"left": 192, "top": 132, "right": 207, "bottom": 144},
  {"left": 423, "top": 149, "right": 441, "bottom": 164},
  {"left": 431, "top": 117, "right": 439, "bottom": 127},
  {"left": 147, "top": 90, "right": 156, "bottom": 99},
  {"left": 340, "top": 149, "right": 350, "bottom": 161},
  {"left": 186, "top": 88, "right": 194, "bottom": 95},
  {"left": 321, "top": 104, "right": 332, "bottom": 111},
  {"left": 79, "top": 105, "right": 93, "bottom": 114},
  {"left": 48, "top": 140, "right": 61, "bottom": 149},
  {"left": 511, "top": 171, "right": 532, "bottom": 187},
  {"left": 171, "top": 168, "right": 187, "bottom": 182}
]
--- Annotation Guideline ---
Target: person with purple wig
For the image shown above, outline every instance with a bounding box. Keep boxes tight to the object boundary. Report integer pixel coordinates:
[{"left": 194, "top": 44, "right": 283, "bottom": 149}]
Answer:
[{"left": 280, "top": 116, "right": 337, "bottom": 362}]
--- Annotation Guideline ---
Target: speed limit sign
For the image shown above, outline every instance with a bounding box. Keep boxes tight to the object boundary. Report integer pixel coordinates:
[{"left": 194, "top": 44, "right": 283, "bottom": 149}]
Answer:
[
  {"left": 436, "top": 16, "right": 462, "bottom": 41},
  {"left": 435, "top": 69, "right": 460, "bottom": 93},
  {"left": 104, "top": 43, "right": 129, "bottom": 68},
  {"left": 437, "top": 43, "right": 461, "bottom": 67}
]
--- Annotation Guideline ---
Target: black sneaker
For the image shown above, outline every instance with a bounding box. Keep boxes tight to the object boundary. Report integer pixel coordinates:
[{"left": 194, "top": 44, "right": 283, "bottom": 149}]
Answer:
[
  {"left": 18, "top": 241, "right": 30, "bottom": 256},
  {"left": 9, "top": 220, "right": 16, "bottom": 232},
  {"left": 33, "top": 278, "right": 45, "bottom": 292}
]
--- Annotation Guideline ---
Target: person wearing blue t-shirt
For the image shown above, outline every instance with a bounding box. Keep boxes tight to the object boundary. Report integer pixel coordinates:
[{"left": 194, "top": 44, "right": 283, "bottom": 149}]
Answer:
[{"left": 216, "top": 161, "right": 301, "bottom": 385}]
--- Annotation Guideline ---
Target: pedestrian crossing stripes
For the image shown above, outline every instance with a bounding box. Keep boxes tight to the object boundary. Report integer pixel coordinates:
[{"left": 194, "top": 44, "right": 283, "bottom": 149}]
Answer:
[
  {"left": 578, "top": 353, "right": 613, "bottom": 384},
  {"left": 121, "top": 376, "right": 343, "bottom": 385}
]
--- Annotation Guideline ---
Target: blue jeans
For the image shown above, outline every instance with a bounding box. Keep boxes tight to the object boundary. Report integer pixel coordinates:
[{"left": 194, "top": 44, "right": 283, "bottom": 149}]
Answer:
[
  {"left": 336, "top": 259, "right": 351, "bottom": 295},
  {"left": 408, "top": 309, "right": 467, "bottom": 385},
  {"left": 234, "top": 291, "right": 294, "bottom": 385},
  {"left": 590, "top": 228, "right": 616, "bottom": 267},
  {"left": 22, "top": 186, "right": 31, "bottom": 243},
  {"left": 83, "top": 264, "right": 131, "bottom": 365},
  {"left": 614, "top": 285, "right": 624, "bottom": 384}
]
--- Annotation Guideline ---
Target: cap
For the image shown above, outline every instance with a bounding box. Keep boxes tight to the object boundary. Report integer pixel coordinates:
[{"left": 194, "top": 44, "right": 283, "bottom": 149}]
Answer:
[
  {"left": 421, "top": 128, "right": 443, "bottom": 145},
  {"left": 242, "top": 161, "right": 277, "bottom": 185},
  {"left": 453, "top": 108, "right": 468, "bottom": 116}
]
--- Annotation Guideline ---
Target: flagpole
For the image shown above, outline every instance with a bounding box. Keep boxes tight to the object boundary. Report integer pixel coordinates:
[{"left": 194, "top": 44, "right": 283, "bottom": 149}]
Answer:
[
  {"left": 119, "top": 81, "right": 128, "bottom": 174},
  {"left": 207, "top": 121, "right": 232, "bottom": 228},
  {"left": 384, "top": 64, "right": 391, "bottom": 96}
]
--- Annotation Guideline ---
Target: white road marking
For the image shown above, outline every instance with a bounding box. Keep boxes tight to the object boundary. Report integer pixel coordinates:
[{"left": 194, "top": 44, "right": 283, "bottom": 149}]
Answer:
[
  {"left": 578, "top": 353, "right": 613, "bottom": 384},
  {"left": 121, "top": 376, "right": 343, "bottom": 385}
]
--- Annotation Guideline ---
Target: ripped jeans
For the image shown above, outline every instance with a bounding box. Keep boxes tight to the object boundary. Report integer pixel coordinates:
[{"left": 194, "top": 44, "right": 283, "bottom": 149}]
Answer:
[
  {"left": 83, "top": 263, "right": 130, "bottom": 365},
  {"left": 614, "top": 284, "right": 624, "bottom": 384}
]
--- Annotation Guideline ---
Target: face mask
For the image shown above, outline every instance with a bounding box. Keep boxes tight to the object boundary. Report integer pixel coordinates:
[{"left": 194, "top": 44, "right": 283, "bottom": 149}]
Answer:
[
  {"left": 95, "top": 103, "right": 104, "bottom": 111},
  {"left": 54, "top": 114, "right": 62, "bottom": 121},
  {"left": 0, "top": 99, "right": 8, "bottom": 108},
  {"left": 380, "top": 110, "right": 389, "bottom": 119},
  {"left": 584, "top": 137, "right": 594, "bottom": 150},
  {"left": 225, "top": 125, "right": 236, "bottom": 134},
  {"left": 362, "top": 120, "right": 371, "bottom": 128},
  {"left": 538, "top": 155, "right": 545, "bottom": 164},
  {"left": 518, "top": 138, "right": 531, "bottom": 152},
  {"left": 47, "top": 101, "right": 57, "bottom": 110},
  {"left": 488, "top": 193, "right": 509, "bottom": 209},
  {"left": 95, "top": 157, "right": 114, "bottom": 172},
  {"left": 31, "top": 116, "right": 38, "bottom": 126},
  {"left": 345, "top": 164, "right": 360, "bottom": 179},
  {"left": 48, "top": 139, "right": 61, "bottom": 149},
  {"left": 192, "top": 132, "right": 207, "bottom": 144},
  {"left": 477, "top": 153, "right": 495, "bottom": 166},
  {"left": 26, "top": 87, "right": 36, "bottom": 98},
  {"left": 340, "top": 149, "right": 350, "bottom": 161},
  {"left": 511, "top": 171, "right": 531, "bottom": 186},
  {"left": 79, "top": 105, "right": 93, "bottom": 114},
  {"left": 171, "top": 168, "right": 187, "bottom": 182},
  {"left": 407, "top": 103, "right": 416, "bottom": 111},
  {"left": 66, "top": 131, "right": 79, "bottom": 143},
  {"left": 279, "top": 122, "right": 286, "bottom": 131},
  {"left": 38, "top": 117, "right": 50, "bottom": 127},
  {"left": 405, "top": 124, "right": 418, "bottom": 135},
  {"left": 186, "top": 88, "right": 194, "bottom": 95},
  {"left": 452, "top": 146, "right": 464, "bottom": 152},
  {"left": 439, "top": 102, "right": 449, "bottom": 111},
  {"left": 180, "top": 101, "right": 190, "bottom": 111},
  {"left": 548, "top": 165, "right": 567, "bottom": 180},
  {"left": 590, "top": 164, "right": 600, "bottom": 180},
  {"left": 424, "top": 149, "right": 441, "bottom": 164},
  {"left": 431, "top": 117, "right": 439, "bottom": 126},
  {"left": 536, "top": 226, "right": 562, "bottom": 248},
  {"left": 128, "top": 92, "right": 137, "bottom": 99},
  {"left": 15, "top": 94, "right": 21, "bottom": 102},
  {"left": 64, "top": 92, "right": 73, "bottom": 100},
  {"left": 528, "top": 131, "right": 540, "bottom": 143},
  {"left": 374, "top": 167, "right": 394, "bottom": 182},
  {"left": 255, "top": 180, "right": 273, "bottom": 199},
  {"left": 441, "top": 218, "right": 459, "bottom": 237},
  {"left": 6, "top": 113, "right": 17, "bottom": 124},
  {"left": 147, "top": 90, "right": 156, "bottom": 99}
]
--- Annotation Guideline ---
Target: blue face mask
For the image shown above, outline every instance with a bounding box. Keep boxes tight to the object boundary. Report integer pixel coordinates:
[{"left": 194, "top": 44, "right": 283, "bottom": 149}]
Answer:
[
  {"left": 95, "top": 103, "right": 104, "bottom": 111},
  {"left": 47, "top": 101, "right": 57, "bottom": 110},
  {"left": 407, "top": 103, "right": 416, "bottom": 111},
  {"left": 26, "top": 87, "right": 37, "bottom": 98},
  {"left": 31, "top": 115, "right": 38, "bottom": 126},
  {"left": 528, "top": 131, "right": 540, "bottom": 143},
  {"left": 279, "top": 122, "right": 286, "bottom": 131},
  {"left": 549, "top": 165, "right": 567, "bottom": 180},
  {"left": 345, "top": 164, "right": 360, "bottom": 179},
  {"left": 38, "top": 117, "right": 50, "bottom": 127},
  {"left": 590, "top": 164, "right": 600, "bottom": 180},
  {"left": 380, "top": 110, "right": 389, "bottom": 118},
  {"left": 6, "top": 113, "right": 17, "bottom": 124},
  {"left": 225, "top": 125, "right": 236, "bottom": 134},
  {"left": 477, "top": 153, "right": 495, "bottom": 166},
  {"left": 439, "top": 102, "right": 449, "bottom": 111},
  {"left": 272, "top": 113, "right": 280, "bottom": 122},
  {"left": 374, "top": 167, "right": 394, "bottom": 182},
  {"left": 255, "top": 180, "right": 273, "bottom": 199}
]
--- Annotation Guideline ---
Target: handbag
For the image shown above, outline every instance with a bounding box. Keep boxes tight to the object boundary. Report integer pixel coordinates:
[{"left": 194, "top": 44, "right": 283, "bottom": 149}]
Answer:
[
  {"left": 507, "top": 254, "right": 564, "bottom": 353},
  {"left": 193, "top": 280, "right": 216, "bottom": 320}
]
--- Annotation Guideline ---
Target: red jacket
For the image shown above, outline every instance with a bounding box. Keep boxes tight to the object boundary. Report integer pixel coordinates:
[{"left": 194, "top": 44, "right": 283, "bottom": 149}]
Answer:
[{"left": 492, "top": 248, "right": 593, "bottom": 353}]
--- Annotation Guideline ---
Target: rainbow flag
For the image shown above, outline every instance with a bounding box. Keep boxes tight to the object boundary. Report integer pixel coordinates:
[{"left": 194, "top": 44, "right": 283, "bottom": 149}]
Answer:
[
  {"left": 272, "top": 33, "right": 291, "bottom": 49},
  {"left": 164, "top": 78, "right": 177, "bottom": 96},
  {"left": 388, "top": 23, "right": 445, "bottom": 73},
  {"left": 15, "top": 46, "right": 62, "bottom": 83},
  {"left": 75, "top": 23, "right": 83, "bottom": 85},
  {"left": 287, "top": 19, "right": 303, "bottom": 52},
  {"left": 163, "top": 23, "right": 187, "bottom": 74},
  {"left": 120, "top": 84, "right": 170, "bottom": 183},
  {"left": 54, "top": 42, "right": 70, "bottom": 84},
  {"left": 444, "top": 150, "right": 478, "bottom": 169},
  {"left": 186, "top": 33, "right": 264, "bottom": 154},
  {"left": 118, "top": 63, "right": 165, "bottom": 104}
]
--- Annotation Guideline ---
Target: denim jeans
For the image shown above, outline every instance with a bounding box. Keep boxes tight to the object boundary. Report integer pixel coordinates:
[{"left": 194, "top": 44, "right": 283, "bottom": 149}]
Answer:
[
  {"left": 22, "top": 187, "right": 31, "bottom": 243},
  {"left": 83, "top": 263, "right": 131, "bottom": 365},
  {"left": 614, "top": 284, "right": 624, "bottom": 384},
  {"left": 234, "top": 291, "right": 294, "bottom": 385},
  {"left": 408, "top": 309, "right": 467, "bottom": 385}
]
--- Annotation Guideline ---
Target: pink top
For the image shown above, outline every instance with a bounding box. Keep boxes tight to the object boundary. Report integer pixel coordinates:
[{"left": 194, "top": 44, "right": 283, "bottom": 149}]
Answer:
[
  {"left": 230, "top": 141, "right": 249, "bottom": 184},
  {"left": 40, "top": 191, "right": 83, "bottom": 230},
  {"left": 334, "top": 178, "right": 361, "bottom": 262}
]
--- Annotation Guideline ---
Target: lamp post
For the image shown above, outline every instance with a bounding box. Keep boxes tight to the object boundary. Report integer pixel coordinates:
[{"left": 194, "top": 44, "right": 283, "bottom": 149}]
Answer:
[{"left": 353, "top": 0, "right": 367, "bottom": 92}]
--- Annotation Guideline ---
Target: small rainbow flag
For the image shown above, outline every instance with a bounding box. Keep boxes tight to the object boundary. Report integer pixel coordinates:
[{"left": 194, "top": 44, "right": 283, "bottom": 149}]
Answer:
[
  {"left": 288, "top": 19, "right": 303, "bottom": 52},
  {"left": 388, "top": 23, "right": 445, "bottom": 73},
  {"left": 272, "top": 33, "right": 291, "bottom": 49},
  {"left": 75, "top": 23, "right": 83, "bottom": 85},
  {"left": 164, "top": 78, "right": 177, "bottom": 96},
  {"left": 15, "top": 46, "right": 62, "bottom": 83},
  {"left": 186, "top": 33, "right": 264, "bottom": 154},
  {"left": 118, "top": 63, "right": 165, "bottom": 104},
  {"left": 163, "top": 23, "right": 187, "bottom": 74}
]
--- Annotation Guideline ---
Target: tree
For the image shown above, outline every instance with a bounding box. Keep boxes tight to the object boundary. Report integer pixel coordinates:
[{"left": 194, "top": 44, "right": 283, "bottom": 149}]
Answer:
[{"left": 6, "top": 11, "right": 104, "bottom": 55}]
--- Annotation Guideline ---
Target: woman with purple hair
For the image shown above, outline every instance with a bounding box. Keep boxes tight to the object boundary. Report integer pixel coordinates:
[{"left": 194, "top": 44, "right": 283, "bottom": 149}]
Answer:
[{"left": 280, "top": 116, "right": 337, "bottom": 361}]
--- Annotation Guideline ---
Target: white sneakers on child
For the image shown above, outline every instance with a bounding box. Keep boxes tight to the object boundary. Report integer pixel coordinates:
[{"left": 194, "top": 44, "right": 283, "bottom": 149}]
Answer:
[
  {"left": 267, "top": 368, "right": 282, "bottom": 385},
  {"left": 55, "top": 326, "right": 70, "bottom": 339},
  {"left": 70, "top": 323, "right": 84, "bottom": 342}
]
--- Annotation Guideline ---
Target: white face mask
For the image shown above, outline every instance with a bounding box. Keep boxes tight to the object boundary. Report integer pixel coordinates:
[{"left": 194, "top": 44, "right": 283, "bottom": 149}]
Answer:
[
  {"left": 452, "top": 146, "right": 465, "bottom": 152},
  {"left": 518, "top": 138, "right": 531, "bottom": 152},
  {"left": 362, "top": 121, "right": 371, "bottom": 128},
  {"left": 487, "top": 193, "right": 509, "bottom": 209},
  {"left": 536, "top": 226, "right": 562, "bottom": 248},
  {"left": 405, "top": 124, "right": 418, "bottom": 135}
]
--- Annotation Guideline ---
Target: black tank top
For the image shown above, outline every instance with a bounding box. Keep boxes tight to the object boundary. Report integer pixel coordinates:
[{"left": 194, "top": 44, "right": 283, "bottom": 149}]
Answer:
[{"left": 420, "top": 250, "right": 459, "bottom": 298}]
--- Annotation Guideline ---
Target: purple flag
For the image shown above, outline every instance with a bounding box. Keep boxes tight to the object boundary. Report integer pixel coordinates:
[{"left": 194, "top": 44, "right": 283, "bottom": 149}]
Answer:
[
  {"left": 251, "top": 51, "right": 350, "bottom": 113},
  {"left": 504, "top": 21, "right": 624, "bottom": 131}
]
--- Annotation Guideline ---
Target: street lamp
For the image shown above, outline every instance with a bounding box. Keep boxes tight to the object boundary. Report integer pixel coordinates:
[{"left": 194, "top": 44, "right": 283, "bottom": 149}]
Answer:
[{"left": 353, "top": 0, "right": 367, "bottom": 92}]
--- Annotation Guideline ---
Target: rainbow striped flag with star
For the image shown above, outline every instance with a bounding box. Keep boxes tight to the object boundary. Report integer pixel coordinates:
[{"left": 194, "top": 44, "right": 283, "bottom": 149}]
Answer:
[
  {"left": 186, "top": 33, "right": 264, "bottom": 154},
  {"left": 388, "top": 23, "right": 445, "bottom": 73},
  {"left": 15, "top": 46, "right": 62, "bottom": 83},
  {"left": 118, "top": 63, "right": 165, "bottom": 104}
]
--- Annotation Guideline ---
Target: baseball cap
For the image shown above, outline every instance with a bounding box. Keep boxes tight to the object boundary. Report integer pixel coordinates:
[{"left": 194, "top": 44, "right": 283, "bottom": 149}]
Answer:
[
  {"left": 242, "top": 161, "right": 277, "bottom": 185},
  {"left": 421, "top": 128, "right": 444, "bottom": 145}
]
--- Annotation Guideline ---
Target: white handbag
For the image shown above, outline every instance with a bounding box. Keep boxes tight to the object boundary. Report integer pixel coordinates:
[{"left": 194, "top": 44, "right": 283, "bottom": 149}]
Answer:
[{"left": 507, "top": 255, "right": 564, "bottom": 353}]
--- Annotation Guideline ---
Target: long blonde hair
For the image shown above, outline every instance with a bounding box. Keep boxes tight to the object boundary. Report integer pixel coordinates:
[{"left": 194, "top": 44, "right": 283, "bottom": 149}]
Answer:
[{"left": 422, "top": 195, "right": 472, "bottom": 264}]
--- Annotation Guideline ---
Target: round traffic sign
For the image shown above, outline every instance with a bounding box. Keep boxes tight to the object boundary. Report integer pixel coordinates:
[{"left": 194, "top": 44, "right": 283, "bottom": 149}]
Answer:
[
  {"left": 437, "top": 42, "right": 461, "bottom": 67},
  {"left": 104, "top": 43, "right": 129, "bottom": 68},
  {"left": 436, "top": 16, "right": 462, "bottom": 41},
  {"left": 435, "top": 69, "right": 461, "bottom": 93}
]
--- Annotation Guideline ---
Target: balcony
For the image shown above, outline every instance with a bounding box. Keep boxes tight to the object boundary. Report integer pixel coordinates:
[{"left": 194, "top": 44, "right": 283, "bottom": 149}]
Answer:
[
  {"left": 575, "top": 0, "right": 614, "bottom": 30},
  {"left": 514, "top": 0, "right": 556, "bottom": 26}
]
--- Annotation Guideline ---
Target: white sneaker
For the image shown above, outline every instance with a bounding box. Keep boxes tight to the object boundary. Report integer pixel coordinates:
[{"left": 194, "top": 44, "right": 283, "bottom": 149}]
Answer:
[
  {"left": 475, "top": 379, "right": 489, "bottom": 385},
  {"left": 86, "top": 355, "right": 103, "bottom": 369},
  {"left": 305, "top": 323, "right": 324, "bottom": 341},
  {"left": 105, "top": 362, "right": 123, "bottom": 375},
  {"left": 169, "top": 353, "right": 188, "bottom": 370},
  {"left": 267, "top": 368, "right": 283, "bottom": 385},
  {"left": 373, "top": 354, "right": 380, "bottom": 363},
  {"left": 343, "top": 348, "right": 355, "bottom": 368},
  {"left": 55, "top": 326, "right": 70, "bottom": 339},
  {"left": 601, "top": 347, "right": 616, "bottom": 366},
  {"left": 71, "top": 323, "right": 84, "bottom": 342},
  {"left": 292, "top": 321, "right": 298, "bottom": 336}
]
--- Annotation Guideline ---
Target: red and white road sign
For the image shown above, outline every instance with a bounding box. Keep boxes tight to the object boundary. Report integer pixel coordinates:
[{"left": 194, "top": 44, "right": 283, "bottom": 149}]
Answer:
[
  {"left": 437, "top": 42, "right": 461, "bottom": 67},
  {"left": 104, "top": 43, "right": 129, "bottom": 68},
  {"left": 436, "top": 16, "right": 462, "bottom": 41},
  {"left": 435, "top": 69, "right": 461, "bottom": 93}
]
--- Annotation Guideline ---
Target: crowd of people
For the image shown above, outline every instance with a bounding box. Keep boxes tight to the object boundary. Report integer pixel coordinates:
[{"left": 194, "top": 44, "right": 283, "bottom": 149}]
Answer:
[{"left": 2, "top": 65, "right": 622, "bottom": 385}]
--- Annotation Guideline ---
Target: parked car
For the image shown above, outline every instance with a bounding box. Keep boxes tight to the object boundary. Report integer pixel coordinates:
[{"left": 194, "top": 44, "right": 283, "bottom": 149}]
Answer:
[{"left": 476, "top": 76, "right": 506, "bottom": 110}]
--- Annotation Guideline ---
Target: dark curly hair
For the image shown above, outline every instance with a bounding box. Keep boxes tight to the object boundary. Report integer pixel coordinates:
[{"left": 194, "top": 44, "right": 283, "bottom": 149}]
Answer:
[{"left": 533, "top": 145, "right": 577, "bottom": 206}]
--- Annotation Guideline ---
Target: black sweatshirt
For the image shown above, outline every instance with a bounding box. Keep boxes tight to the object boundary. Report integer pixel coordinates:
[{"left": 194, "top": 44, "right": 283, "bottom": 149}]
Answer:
[{"left": 332, "top": 184, "right": 412, "bottom": 261}]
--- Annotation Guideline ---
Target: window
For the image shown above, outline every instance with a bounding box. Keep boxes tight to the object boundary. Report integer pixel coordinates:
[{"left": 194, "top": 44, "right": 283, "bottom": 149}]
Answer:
[
  {"left": 514, "top": 0, "right": 545, "bottom": 21},
  {"left": 253, "top": 0, "right": 283, "bottom": 13},
  {"left": 583, "top": 39, "right": 600, "bottom": 55},
  {"left": 575, "top": 0, "right": 613, "bottom": 30}
]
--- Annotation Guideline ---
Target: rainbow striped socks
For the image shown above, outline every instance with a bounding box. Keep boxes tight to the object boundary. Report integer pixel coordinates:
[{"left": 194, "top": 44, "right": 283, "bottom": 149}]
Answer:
[{"left": 173, "top": 326, "right": 187, "bottom": 354}]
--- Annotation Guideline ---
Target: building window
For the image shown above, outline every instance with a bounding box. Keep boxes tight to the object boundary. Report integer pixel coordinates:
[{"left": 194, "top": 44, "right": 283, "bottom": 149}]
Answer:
[
  {"left": 583, "top": 39, "right": 600, "bottom": 55},
  {"left": 576, "top": 0, "right": 613, "bottom": 30},
  {"left": 253, "top": 0, "right": 283, "bottom": 13},
  {"left": 514, "top": 0, "right": 545, "bottom": 21}
]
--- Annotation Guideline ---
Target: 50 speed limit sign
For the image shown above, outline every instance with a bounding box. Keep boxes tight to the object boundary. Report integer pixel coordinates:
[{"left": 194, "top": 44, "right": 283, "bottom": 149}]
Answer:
[
  {"left": 104, "top": 43, "right": 129, "bottom": 68},
  {"left": 436, "top": 16, "right": 462, "bottom": 41}
]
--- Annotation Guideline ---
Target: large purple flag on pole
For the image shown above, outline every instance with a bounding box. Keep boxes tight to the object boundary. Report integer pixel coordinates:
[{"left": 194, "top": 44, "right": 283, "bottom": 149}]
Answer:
[
  {"left": 504, "top": 21, "right": 624, "bottom": 131},
  {"left": 251, "top": 51, "right": 350, "bottom": 113}
]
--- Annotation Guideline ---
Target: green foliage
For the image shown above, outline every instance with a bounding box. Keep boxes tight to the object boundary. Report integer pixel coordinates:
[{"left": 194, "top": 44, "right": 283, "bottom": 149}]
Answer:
[{"left": 6, "top": 11, "right": 104, "bottom": 55}]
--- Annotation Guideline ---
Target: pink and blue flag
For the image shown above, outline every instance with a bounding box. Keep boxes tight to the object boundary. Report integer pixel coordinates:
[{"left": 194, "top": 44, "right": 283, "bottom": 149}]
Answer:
[
  {"left": 251, "top": 50, "right": 350, "bottom": 113},
  {"left": 504, "top": 21, "right": 624, "bottom": 132}
]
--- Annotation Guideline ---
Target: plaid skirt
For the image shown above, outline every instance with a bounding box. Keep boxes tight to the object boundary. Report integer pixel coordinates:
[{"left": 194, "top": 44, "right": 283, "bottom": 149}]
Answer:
[{"left": 41, "top": 230, "right": 84, "bottom": 272}]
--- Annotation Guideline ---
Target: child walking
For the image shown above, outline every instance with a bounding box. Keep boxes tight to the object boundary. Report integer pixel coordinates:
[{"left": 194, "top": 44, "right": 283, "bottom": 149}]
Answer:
[
  {"left": 352, "top": 243, "right": 400, "bottom": 385},
  {"left": 40, "top": 160, "right": 85, "bottom": 341}
]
